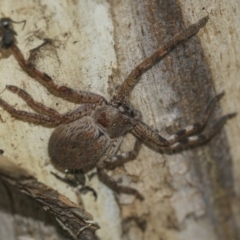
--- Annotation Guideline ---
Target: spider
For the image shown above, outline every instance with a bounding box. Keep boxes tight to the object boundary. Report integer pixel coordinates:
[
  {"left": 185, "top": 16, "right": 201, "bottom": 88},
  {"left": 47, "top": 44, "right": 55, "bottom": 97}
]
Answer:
[{"left": 0, "top": 16, "right": 235, "bottom": 200}]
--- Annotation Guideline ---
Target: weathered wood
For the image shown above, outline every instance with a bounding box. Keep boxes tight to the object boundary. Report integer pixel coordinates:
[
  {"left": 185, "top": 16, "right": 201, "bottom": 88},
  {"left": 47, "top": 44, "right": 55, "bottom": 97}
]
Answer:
[
  {"left": 0, "top": 0, "right": 239, "bottom": 239},
  {"left": 0, "top": 156, "right": 99, "bottom": 240}
]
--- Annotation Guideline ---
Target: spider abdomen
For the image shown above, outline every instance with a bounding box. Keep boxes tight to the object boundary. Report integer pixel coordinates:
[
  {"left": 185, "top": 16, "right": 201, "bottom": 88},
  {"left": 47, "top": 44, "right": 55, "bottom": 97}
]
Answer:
[{"left": 48, "top": 116, "right": 110, "bottom": 172}]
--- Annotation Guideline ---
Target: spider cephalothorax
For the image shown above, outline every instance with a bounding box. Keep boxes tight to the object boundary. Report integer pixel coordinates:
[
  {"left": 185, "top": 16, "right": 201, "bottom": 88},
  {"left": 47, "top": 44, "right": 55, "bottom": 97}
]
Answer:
[{"left": 0, "top": 16, "right": 235, "bottom": 200}]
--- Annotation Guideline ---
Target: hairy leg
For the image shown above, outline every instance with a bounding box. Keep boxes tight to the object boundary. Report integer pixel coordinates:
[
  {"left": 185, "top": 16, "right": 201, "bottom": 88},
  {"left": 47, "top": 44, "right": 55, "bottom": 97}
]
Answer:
[
  {"left": 133, "top": 113, "right": 235, "bottom": 151},
  {"left": 5, "top": 85, "right": 97, "bottom": 123},
  {"left": 169, "top": 113, "right": 236, "bottom": 151},
  {"left": 0, "top": 97, "right": 61, "bottom": 126},
  {"left": 132, "top": 93, "right": 236, "bottom": 150},
  {"left": 165, "top": 92, "right": 225, "bottom": 144},
  {"left": 9, "top": 44, "right": 106, "bottom": 104},
  {"left": 6, "top": 85, "right": 64, "bottom": 119},
  {"left": 113, "top": 16, "right": 208, "bottom": 103}
]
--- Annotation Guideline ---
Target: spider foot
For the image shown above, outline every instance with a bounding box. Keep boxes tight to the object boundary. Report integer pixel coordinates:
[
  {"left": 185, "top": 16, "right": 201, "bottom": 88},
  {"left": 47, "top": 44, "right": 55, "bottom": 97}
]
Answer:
[{"left": 172, "top": 112, "right": 237, "bottom": 150}]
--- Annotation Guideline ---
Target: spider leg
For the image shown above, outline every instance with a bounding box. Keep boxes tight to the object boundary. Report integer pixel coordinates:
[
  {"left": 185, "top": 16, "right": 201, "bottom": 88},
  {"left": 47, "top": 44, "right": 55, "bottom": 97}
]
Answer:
[
  {"left": 9, "top": 44, "right": 106, "bottom": 104},
  {"left": 166, "top": 92, "right": 225, "bottom": 144},
  {"left": 97, "top": 165, "right": 144, "bottom": 200},
  {"left": 62, "top": 104, "right": 97, "bottom": 123},
  {"left": 132, "top": 121, "right": 169, "bottom": 148},
  {"left": 132, "top": 113, "right": 235, "bottom": 151},
  {"left": 6, "top": 85, "right": 64, "bottom": 119},
  {"left": 5, "top": 85, "right": 97, "bottom": 123},
  {"left": 169, "top": 113, "right": 236, "bottom": 151},
  {"left": 113, "top": 16, "right": 208, "bottom": 103},
  {"left": 104, "top": 139, "right": 142, "bottom": 170},
  {"left": 132, "top": 92, "right": 235, "bottom": 149},
  {"left": 0, "top": 97, "right": 61, "bottom": 126}
]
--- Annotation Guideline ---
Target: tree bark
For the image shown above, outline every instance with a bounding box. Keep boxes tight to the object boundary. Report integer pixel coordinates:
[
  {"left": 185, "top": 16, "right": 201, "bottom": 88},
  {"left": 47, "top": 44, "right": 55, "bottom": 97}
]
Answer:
[{"left": 0, "top": 0, "right": 239, "bottom": 240}]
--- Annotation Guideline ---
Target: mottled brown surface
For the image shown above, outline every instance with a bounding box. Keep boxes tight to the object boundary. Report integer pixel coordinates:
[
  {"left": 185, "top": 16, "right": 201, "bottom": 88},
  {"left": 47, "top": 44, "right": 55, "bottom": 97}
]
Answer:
[
  {"left": 0, "top": 1, "right": 239, "bottom": 240},
  {"left": 0, "top": 12, "right": 217, "bottom": 204},
  {"left": 110, "top": 0, "right": 238, "bottom": 239}
]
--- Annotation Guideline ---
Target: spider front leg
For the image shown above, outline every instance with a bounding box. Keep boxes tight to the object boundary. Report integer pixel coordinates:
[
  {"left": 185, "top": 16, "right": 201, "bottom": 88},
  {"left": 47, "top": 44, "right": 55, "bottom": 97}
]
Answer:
[
  {"left": 8, "top": 44, "right": 106, "bottom": 105},
  {"left": 6, "top": 85, "right": 64, "bottom": 119},
  {"left": 113, "top": 16, "right": 208, "bottom": 103},
  {"left": 169, "top": 113, "right": 236, "bottom": 151},
  {"left": 0, "top": 97, "right": 61, "bottom": 126},
  {"left": 0, "top": 17, "right": 106, "bottom": 104},
  {"left": 166, "top": 92, "right": 226, "bottom": 144},
  {"left": 132, "top": 93, "right": 236, "bottom": 151},
  {"left": 6, "top": 85, "right": 97, "bottom": 123},
  {"left": 0, "top": 85, "right": 98, "bottom": 126}
]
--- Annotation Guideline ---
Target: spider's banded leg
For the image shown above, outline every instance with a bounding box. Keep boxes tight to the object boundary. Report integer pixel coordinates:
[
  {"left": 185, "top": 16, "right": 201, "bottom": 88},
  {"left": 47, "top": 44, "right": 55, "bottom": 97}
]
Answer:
[
  {"left": 169, "top": 113, "right": 236, "bottom": 151},
  {"left": 113, "top": 16, "right": 208, "bottom": 102},
  {"left": 62, "top": 104, "right": 97, "bottom": 123},
  {"left": 104, "top": 139, "right": 142, "bottom": 170},
  {"left": 132, "top": 112, "right": 236, "bottom": 150},
  {"left": 9, "top": 44, "right": 106, "bottom": 104},
  {"left": 132, "top": 121, "right": 169, "bottom": 148},
  {"left": 6, "top": 85, "right": 97, "bottom": 123},
  {"left": 6, "top": 85, "right": 63, "bottom": 119},
  {"left": 167, "top": 92, "right": 225, "bottom": 144},
  {"left": 97, "top": 166, "right": 144, "bottom": 200},
  {"left": 0, "top": 98, "right": 61, "bottom": 126}
]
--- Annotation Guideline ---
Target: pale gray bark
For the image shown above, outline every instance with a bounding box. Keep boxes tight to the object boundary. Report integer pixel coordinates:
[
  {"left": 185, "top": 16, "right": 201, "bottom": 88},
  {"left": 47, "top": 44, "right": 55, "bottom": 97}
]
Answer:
[{"left": 0, "top": 0, "right": 239, "bottom": 240}]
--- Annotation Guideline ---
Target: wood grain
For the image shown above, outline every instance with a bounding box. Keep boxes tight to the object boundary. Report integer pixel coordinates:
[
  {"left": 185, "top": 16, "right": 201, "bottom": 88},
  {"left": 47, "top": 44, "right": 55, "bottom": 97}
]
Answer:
[{"left": 0, "top": 0, "right": 239, "bottom": 239}]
